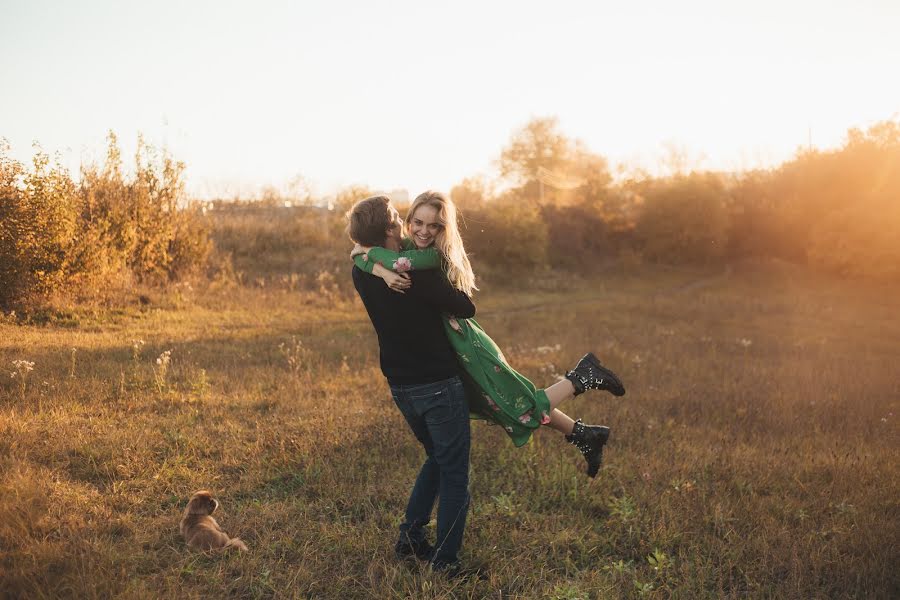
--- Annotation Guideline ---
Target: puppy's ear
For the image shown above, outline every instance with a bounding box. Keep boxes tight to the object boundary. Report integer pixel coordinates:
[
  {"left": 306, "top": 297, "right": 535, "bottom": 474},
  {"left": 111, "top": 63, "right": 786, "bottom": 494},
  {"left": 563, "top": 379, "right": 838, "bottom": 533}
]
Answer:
[{"left": 187, "top": 490, "right": 214, "bottom": 515}]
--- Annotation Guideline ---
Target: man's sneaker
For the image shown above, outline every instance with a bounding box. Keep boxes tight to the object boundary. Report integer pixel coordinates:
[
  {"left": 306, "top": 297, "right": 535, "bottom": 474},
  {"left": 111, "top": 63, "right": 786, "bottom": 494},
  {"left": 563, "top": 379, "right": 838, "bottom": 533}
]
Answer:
[
  {"left": 395, "top": 538, "right": 433, "bottom": 561},
  {"left": 566, "top": 419, "right": 611, "bottom": 478},
  {"left": 565, "top": 352, "right": 625, "bottom": 397}
]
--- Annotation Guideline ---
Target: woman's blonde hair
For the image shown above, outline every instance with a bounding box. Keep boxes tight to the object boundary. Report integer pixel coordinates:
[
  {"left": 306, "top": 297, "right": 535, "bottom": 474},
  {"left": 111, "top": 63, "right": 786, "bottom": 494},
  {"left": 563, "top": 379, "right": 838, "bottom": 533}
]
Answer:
[{"left": 406, "top": 191, "right": 478, "bottom": 296}]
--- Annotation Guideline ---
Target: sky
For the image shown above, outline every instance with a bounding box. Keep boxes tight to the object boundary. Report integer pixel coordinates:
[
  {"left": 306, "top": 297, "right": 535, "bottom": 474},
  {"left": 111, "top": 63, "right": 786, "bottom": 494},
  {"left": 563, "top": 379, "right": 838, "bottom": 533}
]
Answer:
[{"left": 1, "top": 0, "right": 898, "bottom": 200}]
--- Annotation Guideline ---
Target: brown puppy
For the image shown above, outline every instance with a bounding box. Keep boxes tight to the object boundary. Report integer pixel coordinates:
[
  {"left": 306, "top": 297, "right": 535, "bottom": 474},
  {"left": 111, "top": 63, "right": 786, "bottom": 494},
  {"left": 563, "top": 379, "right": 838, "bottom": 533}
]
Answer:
[{"left": 180, "top": 490, "right": 248, "bottom": 552}]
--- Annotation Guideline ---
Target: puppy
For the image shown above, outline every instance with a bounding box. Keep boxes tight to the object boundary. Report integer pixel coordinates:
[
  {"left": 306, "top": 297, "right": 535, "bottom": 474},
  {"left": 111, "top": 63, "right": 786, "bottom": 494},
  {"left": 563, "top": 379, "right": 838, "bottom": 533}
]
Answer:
[{"left": 180, "top": 490, "right": 248, "bottom": 552}]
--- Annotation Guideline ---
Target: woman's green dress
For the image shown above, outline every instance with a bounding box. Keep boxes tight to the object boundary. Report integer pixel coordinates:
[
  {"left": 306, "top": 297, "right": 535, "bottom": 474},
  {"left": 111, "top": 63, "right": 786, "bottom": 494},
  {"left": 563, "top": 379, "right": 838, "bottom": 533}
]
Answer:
[{"left": 354, "top": 241, "right": 552, "bottom": 447}]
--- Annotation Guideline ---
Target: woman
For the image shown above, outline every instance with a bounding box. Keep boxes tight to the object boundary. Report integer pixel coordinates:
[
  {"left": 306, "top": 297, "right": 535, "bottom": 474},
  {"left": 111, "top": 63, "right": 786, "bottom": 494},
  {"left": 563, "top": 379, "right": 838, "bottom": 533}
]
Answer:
[{"left": 353, "top": 191, "right": 625, "bottom": 477}]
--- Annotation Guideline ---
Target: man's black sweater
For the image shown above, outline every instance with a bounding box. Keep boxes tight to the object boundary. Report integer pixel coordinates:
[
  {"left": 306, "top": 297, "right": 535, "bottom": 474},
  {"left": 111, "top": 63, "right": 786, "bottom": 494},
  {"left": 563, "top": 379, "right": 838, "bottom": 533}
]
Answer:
[{"left": 352, "top": 265, "right": 475, "bottom": 385}]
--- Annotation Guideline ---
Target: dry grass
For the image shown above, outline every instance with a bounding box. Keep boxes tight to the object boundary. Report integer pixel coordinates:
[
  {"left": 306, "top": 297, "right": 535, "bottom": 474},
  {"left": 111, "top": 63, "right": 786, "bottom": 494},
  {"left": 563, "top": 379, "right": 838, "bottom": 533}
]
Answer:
[{"left": 1, "top": 263, "right": 898, "bottom": 599}]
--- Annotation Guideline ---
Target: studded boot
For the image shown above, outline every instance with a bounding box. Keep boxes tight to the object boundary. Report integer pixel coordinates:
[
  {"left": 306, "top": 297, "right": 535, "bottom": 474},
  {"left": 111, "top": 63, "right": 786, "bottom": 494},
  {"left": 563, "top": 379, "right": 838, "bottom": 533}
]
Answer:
[
  {"left": 566, "top": 419, "right": 611, "bottom": 478},
  {"left": 565, "top": 352, "right": 626, "bottom": 397}
]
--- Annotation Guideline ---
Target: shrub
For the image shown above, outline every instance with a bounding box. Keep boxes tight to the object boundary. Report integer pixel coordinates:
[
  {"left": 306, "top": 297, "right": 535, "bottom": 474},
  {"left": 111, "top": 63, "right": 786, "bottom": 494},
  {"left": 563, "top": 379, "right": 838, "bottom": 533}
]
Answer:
[
  {"left": 808, "top": 199, "right": 900, "bottom": 281},
  {"left": 0, "top": 134, "right": 212, "bottom": 310},
  {"left": 634, "top": 172, "right": 730, "bottom": 265},
  {"left": 0, "top": 145, "right": 79, "bottom": 307},
  {"left": 461, "top": 192, "right": 549, "bottom": 273},
  {"left": 541, "top": 201, "right": 615, "bottom": 268}
]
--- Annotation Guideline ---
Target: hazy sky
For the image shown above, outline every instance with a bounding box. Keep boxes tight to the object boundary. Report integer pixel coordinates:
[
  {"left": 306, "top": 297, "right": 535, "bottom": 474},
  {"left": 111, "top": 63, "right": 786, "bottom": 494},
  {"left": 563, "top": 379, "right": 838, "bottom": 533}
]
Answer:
[{"left": 2, "top": 0, "right": 898, "bottom": 199}]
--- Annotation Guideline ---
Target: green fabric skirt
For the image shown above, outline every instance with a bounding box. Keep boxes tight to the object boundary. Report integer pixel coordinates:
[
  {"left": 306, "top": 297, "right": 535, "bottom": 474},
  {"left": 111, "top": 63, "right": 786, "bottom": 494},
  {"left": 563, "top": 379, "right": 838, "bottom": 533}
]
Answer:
[{"left": 443, "top": 317, "right": 552, "bottom": 447}]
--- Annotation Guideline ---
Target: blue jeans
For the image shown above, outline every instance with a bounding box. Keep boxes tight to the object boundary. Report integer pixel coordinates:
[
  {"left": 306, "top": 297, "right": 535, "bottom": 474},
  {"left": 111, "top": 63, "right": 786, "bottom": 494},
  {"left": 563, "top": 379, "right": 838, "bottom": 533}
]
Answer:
[{"left": 390, "top": 376, "right": 471, "bottom": 566}]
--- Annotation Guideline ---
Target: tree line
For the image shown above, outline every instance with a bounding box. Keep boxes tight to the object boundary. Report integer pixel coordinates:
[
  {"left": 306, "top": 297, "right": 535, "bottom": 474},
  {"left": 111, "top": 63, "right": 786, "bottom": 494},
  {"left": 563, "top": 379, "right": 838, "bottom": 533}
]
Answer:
[
  {"left": 453, "top": 117, "right": 900, "bottom": 280},
  {"left": 2, "top": 117, "right": 898, "bottom": 310}
]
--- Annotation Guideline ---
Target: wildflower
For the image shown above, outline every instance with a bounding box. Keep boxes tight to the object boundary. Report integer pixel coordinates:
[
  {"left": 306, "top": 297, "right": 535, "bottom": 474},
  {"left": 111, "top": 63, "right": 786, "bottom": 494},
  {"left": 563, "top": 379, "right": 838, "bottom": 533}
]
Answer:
[
  {"left": 278, "top": 336, "right": 310, "bottom": 375},
  {"left": 11, "top": 360, "right": 34, "bottom": 398},
  {"left": 518, "top": 412, "right": 532, "bottom": 425},
  {"left": 156, "top": 350, "right": 172, "bottom": 366},
  {"left": 540, "top": 411, "right": 551, "bottom": 425},
  {"left": 737, "top": 338, "right": 752, "bottom": 347},
  {"left": 154, "top": 350, "right": 172, "bottom": 393},
  {"left": 131, "top": 340, "right": 145, "bottom": 363},
  {"left": 12, "top": 360, "right": 34, "bottom": 373}
]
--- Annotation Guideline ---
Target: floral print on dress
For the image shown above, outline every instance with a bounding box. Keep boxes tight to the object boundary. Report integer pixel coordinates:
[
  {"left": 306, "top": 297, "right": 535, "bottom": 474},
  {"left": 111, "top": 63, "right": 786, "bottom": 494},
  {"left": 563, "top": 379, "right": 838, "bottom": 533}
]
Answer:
[
  {"left": 484, "top": 394, "right": 500, "bottom": 412},
  {"left": 444, "top": 312, "right": 553, "bottom": 445},
  {"left": 393, "top": 257, "right": 413, "bottom": 272}
]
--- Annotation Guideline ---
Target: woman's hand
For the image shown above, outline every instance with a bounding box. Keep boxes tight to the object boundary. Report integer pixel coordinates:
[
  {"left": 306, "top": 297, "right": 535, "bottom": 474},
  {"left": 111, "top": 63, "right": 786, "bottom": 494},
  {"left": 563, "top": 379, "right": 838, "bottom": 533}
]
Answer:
[
  {"left": 373, "top": 263, "right": 411, "bottom": 293},
  {"left": 350, "top": 244, "right": 372, "bottom": 259}
]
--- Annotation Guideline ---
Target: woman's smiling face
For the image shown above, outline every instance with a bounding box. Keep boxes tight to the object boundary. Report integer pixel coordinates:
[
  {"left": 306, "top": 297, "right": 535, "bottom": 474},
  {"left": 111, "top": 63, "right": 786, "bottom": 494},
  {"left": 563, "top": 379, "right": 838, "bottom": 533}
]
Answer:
[{"left": 408, "top": 204, "right": 443, "bottom": 249}]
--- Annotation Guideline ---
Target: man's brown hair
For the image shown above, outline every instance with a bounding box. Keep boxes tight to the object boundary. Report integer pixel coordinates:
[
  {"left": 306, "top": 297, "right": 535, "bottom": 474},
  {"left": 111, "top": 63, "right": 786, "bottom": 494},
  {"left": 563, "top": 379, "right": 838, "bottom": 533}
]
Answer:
[{"left": 346, "top": 195, "right": 392, "bottom": 246}]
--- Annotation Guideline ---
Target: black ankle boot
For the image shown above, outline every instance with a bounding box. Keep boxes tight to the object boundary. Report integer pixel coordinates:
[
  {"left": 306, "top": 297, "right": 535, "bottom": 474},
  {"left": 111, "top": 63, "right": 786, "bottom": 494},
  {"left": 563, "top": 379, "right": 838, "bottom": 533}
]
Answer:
[
  {"left": 565, "top": 352, "right": 625, "bottom": 397},
  {"left": 566, "top": 419, "right": 611, "bottom": 478}
]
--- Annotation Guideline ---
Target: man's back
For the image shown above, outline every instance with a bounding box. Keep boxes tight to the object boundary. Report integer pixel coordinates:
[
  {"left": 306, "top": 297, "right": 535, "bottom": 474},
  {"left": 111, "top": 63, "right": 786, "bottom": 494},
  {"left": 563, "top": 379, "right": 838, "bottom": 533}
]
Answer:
[{"left": 352, "top": 266, "right": 475, "bottom": 384}]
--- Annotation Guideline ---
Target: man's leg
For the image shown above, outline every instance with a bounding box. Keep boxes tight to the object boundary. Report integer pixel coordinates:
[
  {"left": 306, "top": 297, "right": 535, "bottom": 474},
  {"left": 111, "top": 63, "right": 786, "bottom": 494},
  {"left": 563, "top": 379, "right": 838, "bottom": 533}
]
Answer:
[
  {"left": 391, "top": 387, "right": 440, "bottom": 556},
  {"left": 399, "top": 455, "right": 440, "bottom": 552},
  {"left": 419, "top": 377, "right": 471, "bottom": 567}
]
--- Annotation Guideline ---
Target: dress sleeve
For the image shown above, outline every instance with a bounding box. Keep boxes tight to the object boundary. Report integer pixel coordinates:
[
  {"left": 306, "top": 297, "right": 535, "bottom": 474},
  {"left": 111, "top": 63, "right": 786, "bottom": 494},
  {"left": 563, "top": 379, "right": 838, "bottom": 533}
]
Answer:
[
  {"left": 352, "top": 253, "right": 376, "bottom": 274},
  {"left": 357, "top": 245, "right": 442, "bottom": 273}
]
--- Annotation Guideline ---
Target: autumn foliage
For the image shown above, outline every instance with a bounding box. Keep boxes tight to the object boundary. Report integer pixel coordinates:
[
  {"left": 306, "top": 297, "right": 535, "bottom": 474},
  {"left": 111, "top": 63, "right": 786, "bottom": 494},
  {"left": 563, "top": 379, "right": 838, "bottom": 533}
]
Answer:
[
  {"left": 0, "top": 134, "right": 211, "bottom": 309},
  {"left": 3, "top": 117, "right": 898, "bottom": 311},
  {"left": 456, "top": 117, "right": 900, "bottom": 279}
]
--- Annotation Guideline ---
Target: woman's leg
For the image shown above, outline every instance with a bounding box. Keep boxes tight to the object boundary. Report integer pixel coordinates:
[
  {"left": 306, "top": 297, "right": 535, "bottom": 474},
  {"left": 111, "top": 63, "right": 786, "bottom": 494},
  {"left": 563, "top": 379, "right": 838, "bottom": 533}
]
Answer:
[
  {"left": 547, "top": 408, "right": 576, "bottom": 434},
  {"left": 542, "top": 379, "right": 578, "bottom": 434},
  {"left": 544, "top": 379, "right": 576, "bottom": 410}
]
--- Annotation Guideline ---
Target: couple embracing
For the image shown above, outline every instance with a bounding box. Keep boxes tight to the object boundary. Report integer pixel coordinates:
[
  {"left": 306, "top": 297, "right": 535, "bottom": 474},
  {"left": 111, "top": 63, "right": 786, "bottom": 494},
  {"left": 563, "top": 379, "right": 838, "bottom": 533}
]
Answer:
[{"left": 347, "top": 191, "right": 625, "bottom": 576}]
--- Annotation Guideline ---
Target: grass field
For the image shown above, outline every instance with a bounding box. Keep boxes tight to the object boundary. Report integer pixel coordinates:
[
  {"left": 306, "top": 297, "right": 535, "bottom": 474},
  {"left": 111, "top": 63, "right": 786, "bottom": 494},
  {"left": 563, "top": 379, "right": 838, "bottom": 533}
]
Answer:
[{"left": 1, "top": 263, "right": 898, "bottom": 599}]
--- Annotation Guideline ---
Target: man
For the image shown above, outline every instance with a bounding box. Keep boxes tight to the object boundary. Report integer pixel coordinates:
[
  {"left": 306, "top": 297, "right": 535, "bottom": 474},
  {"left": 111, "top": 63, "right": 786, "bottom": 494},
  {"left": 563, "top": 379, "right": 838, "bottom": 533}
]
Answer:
[{"left": 348, "top": 195, "right": 475, "bottom": 575}]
